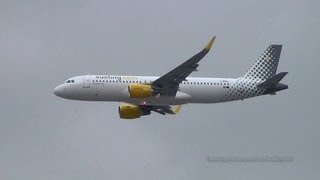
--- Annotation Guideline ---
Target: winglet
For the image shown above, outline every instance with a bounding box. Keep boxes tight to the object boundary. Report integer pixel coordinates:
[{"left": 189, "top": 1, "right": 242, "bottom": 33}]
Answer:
[
  {"left": 174, "top": 105, "right": 182, "bottom": 114},
  {"left": 204, "top": 36, "right": 216, "bottom": 51}
]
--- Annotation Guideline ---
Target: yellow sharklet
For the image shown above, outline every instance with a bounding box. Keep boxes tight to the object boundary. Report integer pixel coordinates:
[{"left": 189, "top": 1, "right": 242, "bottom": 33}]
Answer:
[
  {"left": 174, "top": 105, "right": 182, "bottom": 114},
  {"left": 204, "top": 36, "right": 216, "bottom": 51}
]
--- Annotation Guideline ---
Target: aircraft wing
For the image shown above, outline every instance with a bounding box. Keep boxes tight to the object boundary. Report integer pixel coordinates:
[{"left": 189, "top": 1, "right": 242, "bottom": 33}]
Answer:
[
  {"left": 141, "top": 105, "right": 182, "bottom": 115},
  {"left": 152, "top": 36, "right": 215, "bottom": 96}
]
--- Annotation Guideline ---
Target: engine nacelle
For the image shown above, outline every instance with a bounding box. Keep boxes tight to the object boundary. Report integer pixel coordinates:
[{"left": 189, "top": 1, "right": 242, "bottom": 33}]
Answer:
[
  {"left": 118, "top": 104, "right": 150, "bottom": 119},
  {"left": 128, "top": 84, "right": 153, "bottom": 98}
]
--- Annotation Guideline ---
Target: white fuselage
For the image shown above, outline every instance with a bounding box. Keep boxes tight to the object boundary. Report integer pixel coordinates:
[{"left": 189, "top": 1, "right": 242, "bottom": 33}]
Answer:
[{"left": 54, "top": 75, "right": 262, "bottom": 106}]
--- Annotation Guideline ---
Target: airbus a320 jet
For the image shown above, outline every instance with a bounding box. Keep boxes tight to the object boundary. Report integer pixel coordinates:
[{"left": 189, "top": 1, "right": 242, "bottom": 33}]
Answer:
[{"left": 54, "top": 37, "right": 288, "bottom": 119}]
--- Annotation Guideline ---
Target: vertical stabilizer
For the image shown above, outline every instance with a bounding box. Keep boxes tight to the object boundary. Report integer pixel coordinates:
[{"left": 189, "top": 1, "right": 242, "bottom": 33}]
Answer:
[{"left": 242, "top": 45, "right": 282, "bottom": 81}]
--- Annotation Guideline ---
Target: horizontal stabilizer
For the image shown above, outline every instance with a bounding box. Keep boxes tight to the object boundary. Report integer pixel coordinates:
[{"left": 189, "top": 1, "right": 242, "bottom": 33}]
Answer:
[{"left": 257, "top": 72, "right": 288, "bottom": 89}]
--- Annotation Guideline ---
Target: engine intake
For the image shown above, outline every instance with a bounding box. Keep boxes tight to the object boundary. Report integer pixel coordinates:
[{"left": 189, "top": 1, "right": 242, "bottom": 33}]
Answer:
[
  {"left": 118, "top": 104, "right": 150, "bottom": 119},
  {"left": 128, "top": 84, "right": 153, "bottom": 98}
]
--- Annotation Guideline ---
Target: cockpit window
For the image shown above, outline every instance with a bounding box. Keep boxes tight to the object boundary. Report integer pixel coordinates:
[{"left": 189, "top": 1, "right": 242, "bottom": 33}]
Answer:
[{"left": 66, "top": 79, "right": 75, "bottom": 83}]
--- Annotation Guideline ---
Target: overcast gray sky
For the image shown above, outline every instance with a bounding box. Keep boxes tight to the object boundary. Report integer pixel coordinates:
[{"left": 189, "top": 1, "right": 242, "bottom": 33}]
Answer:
[{"left": 0, "top": 0, "right": 319, "bottom": 179}]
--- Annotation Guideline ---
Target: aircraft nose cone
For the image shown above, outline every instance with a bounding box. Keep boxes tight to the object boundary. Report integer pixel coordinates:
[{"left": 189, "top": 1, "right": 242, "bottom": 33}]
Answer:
[{"left": 54, "top": 85, "right": 64, "bottom": 97}]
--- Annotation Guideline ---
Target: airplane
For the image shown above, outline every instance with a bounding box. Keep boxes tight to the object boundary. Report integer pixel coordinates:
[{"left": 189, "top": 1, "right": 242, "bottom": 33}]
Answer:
[{"left": 53, "top": 36, "right": 288, "bottom": 119}]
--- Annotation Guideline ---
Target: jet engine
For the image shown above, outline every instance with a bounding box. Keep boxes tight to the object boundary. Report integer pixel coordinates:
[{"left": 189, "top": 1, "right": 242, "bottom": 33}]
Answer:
[
  {"left": 118, "top": 104, "right": 150, "bottom": 119},
  {"left": 128, "top": 84, "right": 153, "bottom": 98}
]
